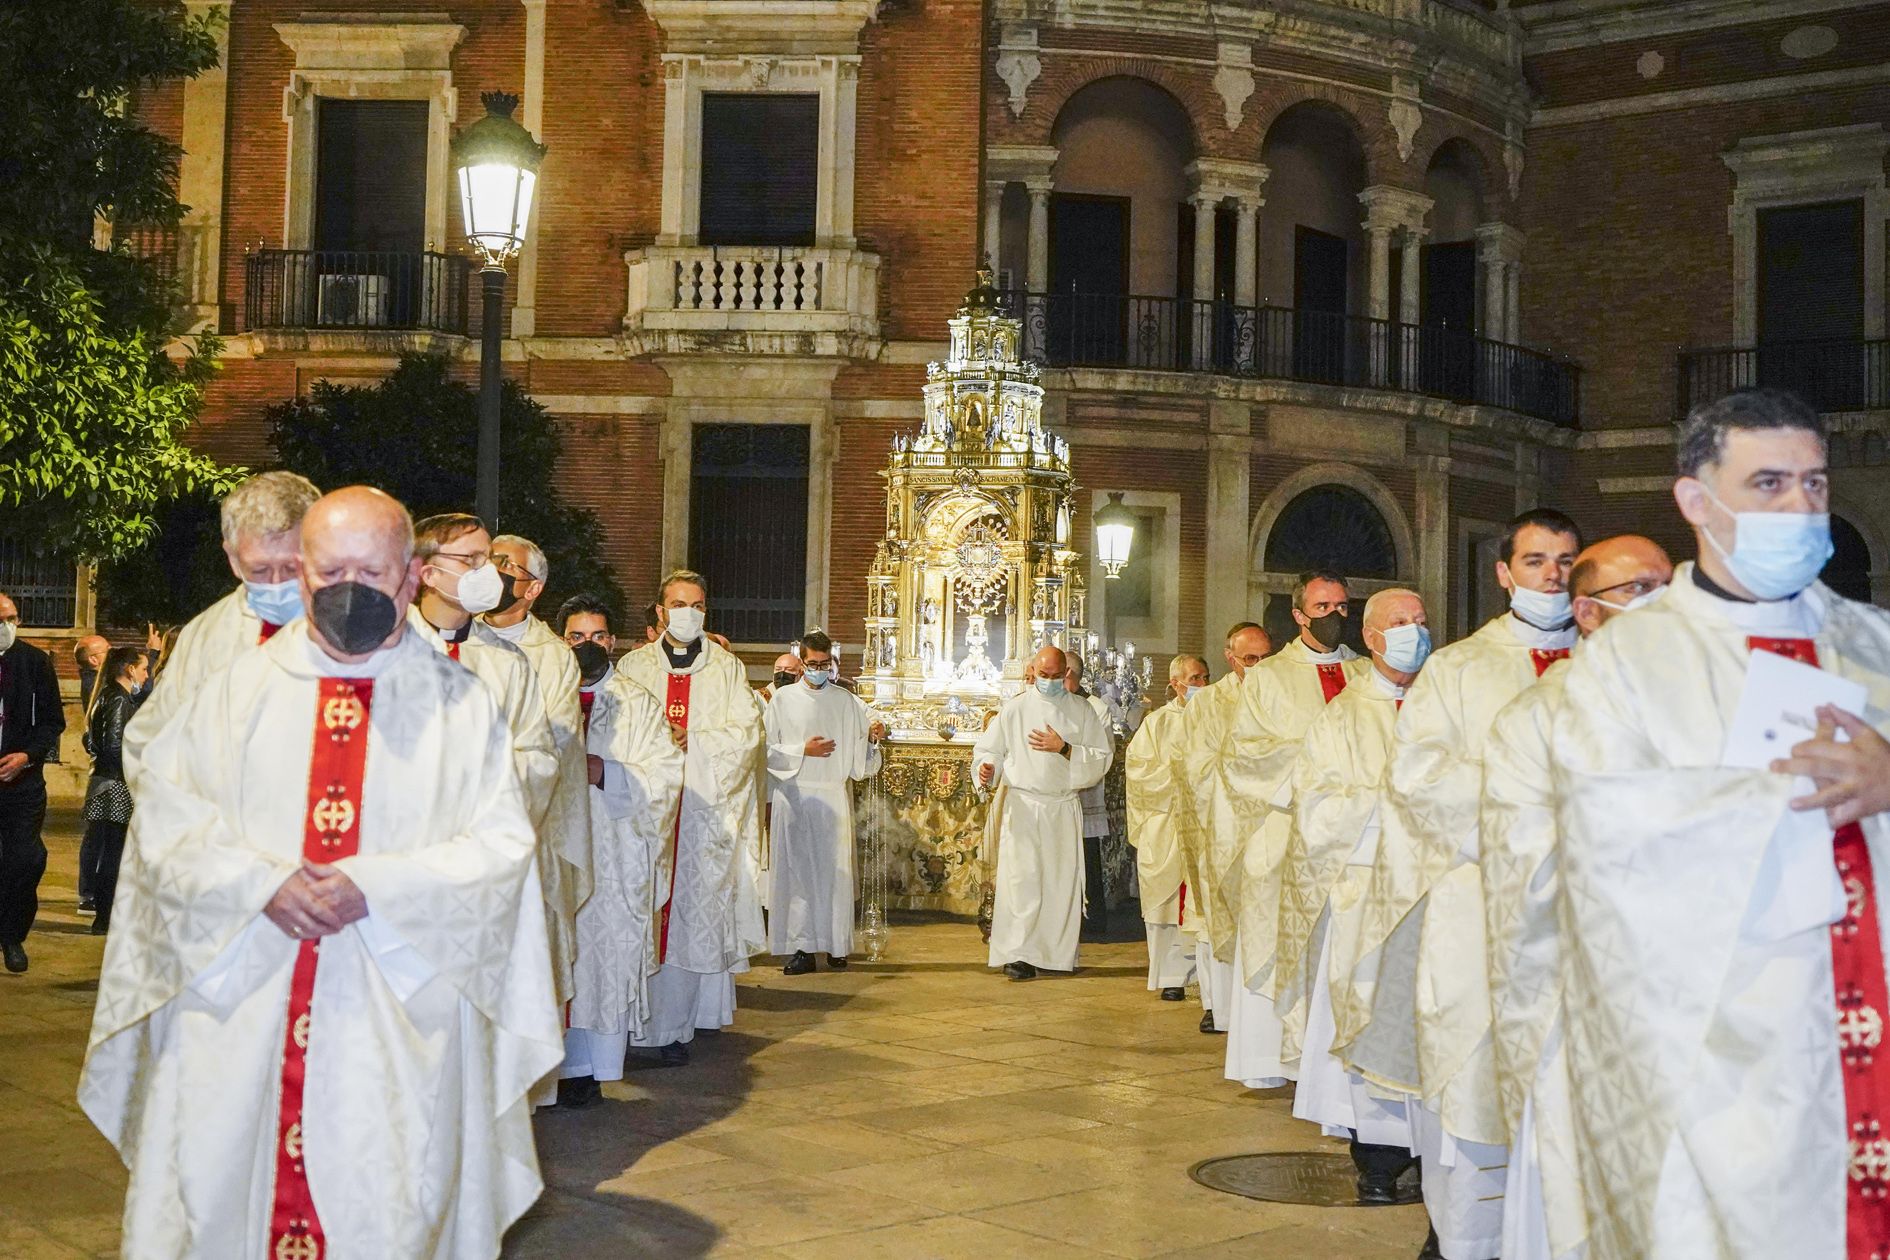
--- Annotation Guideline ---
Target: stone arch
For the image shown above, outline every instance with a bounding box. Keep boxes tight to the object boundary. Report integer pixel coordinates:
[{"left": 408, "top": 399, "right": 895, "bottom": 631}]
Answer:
[
  {"left": 1829, "top": 489, "right": 1889, "bottom": 604},
  {"left": 1008, "top": 58, "right": 1217, "bottom": 154},
  {"left": 1416, "top": 127, "right": 1513, "bottom": 213},
  {"left": 1246, "top": 85, "right": 1403, "bottom": 187},
  {"left": 1256, "top": 100, "right": 1373, "bottom": 313},
  {"left": 1248, "top": 463, "right": 1415, "bottom": 650}
]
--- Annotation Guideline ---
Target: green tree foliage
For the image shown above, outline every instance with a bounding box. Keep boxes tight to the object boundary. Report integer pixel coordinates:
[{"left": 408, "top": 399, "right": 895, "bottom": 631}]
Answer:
[
  {"left": 268, "top": 354, "right": 627, "bottom": 624},
  {"left": 0, "top": 0, "right": 237, "bottom": 564}
]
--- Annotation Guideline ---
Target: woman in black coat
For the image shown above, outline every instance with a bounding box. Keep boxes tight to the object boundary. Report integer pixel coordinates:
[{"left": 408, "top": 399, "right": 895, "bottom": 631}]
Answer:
[{"left": 83, "top": 646, "right": 148, "bottom": 934}]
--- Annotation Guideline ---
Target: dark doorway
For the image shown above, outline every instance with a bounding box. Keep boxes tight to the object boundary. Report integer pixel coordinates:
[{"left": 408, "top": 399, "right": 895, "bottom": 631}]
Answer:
[
  {"left": 1420, "top": 240, "right": 1478, "bottom": 400},
  {"left": 1176, "top": 204, "right": 1240, "bottom": 369},
  {"left": 689, "top": 424, "right": 810, "bottom": 644},
  {"left": 699, "top": 94, "right": 819, "bottom": 247},
  {"left": 1758, "top": 200, "right": 1866, "bottom": 409},
  {"left": 1294, "top": 226, "right": 1349, "bottom": 384},
  {"left": 1049, "top": 193, "right": 1131, "bottom": 366},
  {"left": 313, "top": 99, "right": 428, "bottom": 327}
]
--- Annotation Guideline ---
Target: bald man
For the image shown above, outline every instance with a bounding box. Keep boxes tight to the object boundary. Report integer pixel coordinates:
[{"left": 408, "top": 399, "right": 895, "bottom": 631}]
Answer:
[
  {"left": 84, "top": 486, "right": 560, "bottom": 1259},
  {"left": 1126, "top": 654, "right": 1208, "bottom": 998},
  {"left": 973, "top": 645, "right": 1114, "bottom": 979},
  {"left": 1481, "top": 534, "right": 1671, "bottom": 1260},
  {"left": 767, "top": 653, "right": 803, "bottom": 702}
]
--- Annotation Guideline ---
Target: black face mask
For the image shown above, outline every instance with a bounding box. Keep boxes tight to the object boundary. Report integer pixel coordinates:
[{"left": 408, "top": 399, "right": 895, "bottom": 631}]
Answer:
[
  {"left": 773, "top": 671, "right": 800, "bottom": 692},
  {"left": 310, "top": 581, "right": 400, "bottom": 656},
  {"left": 1303, "top": 611, "right": 1346, "bottom": 653},
  {"left": 572, "top": 641, "right": 610, "bottom": 686},
  {"left": 498, "top": 571, "right": 525, "bottom": 609}
]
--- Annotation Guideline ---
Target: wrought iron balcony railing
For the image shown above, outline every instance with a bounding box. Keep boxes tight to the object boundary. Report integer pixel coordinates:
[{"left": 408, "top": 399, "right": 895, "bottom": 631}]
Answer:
[
  {"left": 245, "top": 249, "right": 472, "bottom": 335},
  {"left": 998, "top": 291, "right": 1581, "bottom": 427},
  {"left": 1678, "top": 339, "right": 1890, "bottom": 416}
]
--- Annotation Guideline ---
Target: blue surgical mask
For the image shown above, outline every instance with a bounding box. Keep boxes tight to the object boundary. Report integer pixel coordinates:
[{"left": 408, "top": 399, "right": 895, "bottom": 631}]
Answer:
[
  {"left": 1183, "top": 684, "right": 1204, "bottom": 702},
  {"left": 1509, "top": 584, "right": 1572, "bottom": 630},
  {"left": 1377, "top": 623, "right": 1432, "bottom": 673},
  {"left": 1701, "top": 484, "right": 1834, "bottom": 601},
  {"left": 245, "top": 578, "right": 304, "bottom": 627},
  {"left": 805, "top": 667, "right": 834, "bottom": 689},
  {"left": 1034, "top": 677, "right": 1062, "bottom": 697}
]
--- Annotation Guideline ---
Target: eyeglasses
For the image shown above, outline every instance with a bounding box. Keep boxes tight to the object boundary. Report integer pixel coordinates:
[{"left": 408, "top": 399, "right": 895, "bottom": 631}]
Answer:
[
  {"left": 1587, "top": 577, "right": 1663, "bottom": 601},
  {"left": 433, "top": 550, "right": 489, "bottom": 569},
  {"left": 495, "top": 555, "right": 544, "bottom": 581}
]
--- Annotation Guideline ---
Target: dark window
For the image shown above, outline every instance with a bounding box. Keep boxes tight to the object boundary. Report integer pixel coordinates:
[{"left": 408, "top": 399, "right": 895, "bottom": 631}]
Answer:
[
  {"left": 1421, "top": 241, "right": 1479, "bottom": 398},
  {"left": 1048, "top": 193, "right": 1133, "bottom": 365},
  {"left": 0, "top": 537, "right": 77, "bottom": 628},
  {"left": 315, "top": 100, "right": 427, "bottom": 253},
  {"left": 1293, "top": 226, "right": 1350, "bottom": 383},
  {"left": 699, "top": 94, "right": 819, "bottom": 247},
  {"left": 1758, "top": 200, "right": 1868, "bottom": 409},
  {"left": 689, "top": 424, "right": 810, "bottom": 644}
]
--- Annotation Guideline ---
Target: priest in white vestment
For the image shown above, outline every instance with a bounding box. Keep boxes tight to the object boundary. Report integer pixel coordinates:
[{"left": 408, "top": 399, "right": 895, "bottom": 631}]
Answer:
[
  {"left": 765, "top": 629, "right": 885, "bottom": 972},
  {"left": 974, "top": 645, "right": 1113, "bottom": 979},
  {"left": 83, "top": 486, "right": 562, "bottom": 1260},
  {"left": 1350, "top": 509, "right": 1581, "bottom": 1260},
  {"left": 1127, "top": 654, "right": 1207, "bottom": 998},
  {"left": 124, "top": 471, "right": 322, "bottom": 773},
  {"left": 560, "top": 619, "right": 685, "bottom": 1103},
  {"left": 1278, "top": 588, "right": 1430, "bottom": 1203},
  {"left": 1481, "top": 534, "right": 1672, "bottom": 1260},
  {"left": 1554, "top": 391, "right": 1890, "bottom": 1260},
  {"left": 1219, "top": 573, "right": 1368, "bottom": 1088},
  {"left": 1179, "top": 623, "right": 1271, "bottom": 1033},
  {"left": 616, "top": 570, "right": 766, "bottom": 1063},
  {"left": 482, "top": 535, "right": 594, "bottom": 1015}
]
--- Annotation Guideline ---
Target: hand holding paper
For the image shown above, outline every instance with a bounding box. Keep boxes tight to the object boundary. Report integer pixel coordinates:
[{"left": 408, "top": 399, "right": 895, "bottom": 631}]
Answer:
[{"left": 1773, "top": 703, "right": 1890, "bottom": 829}]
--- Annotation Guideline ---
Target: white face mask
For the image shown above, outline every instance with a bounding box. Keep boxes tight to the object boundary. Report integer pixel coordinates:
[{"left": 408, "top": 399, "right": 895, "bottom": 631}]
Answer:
[
  {"left": 1592, "top": 584, "right": 1668, "bottom": 615},
  {"left": 0, "top": 622, "right": 15, "bottom": 652},
  {"left": 665, "top": 605, "right": 705, "bottom": 644},
  {"left": 1509, "top": 584, "right": 1573, "bottom": 630},
  {"left": 1375, "top": 622, "right": 1432, "bottom": 673},
  {"left": 445, "top": 561, "right": 503, "bottom": 615}
]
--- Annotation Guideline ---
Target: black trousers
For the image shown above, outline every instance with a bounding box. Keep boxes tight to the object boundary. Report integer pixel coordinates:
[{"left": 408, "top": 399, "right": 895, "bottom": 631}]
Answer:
[
  {"left": 78, "top": 824, "right": 104, "bottom": 902},
  {"left": 1350, "top": 1132, "right": 1417, "bottom": 1182},
  {"left": 0, "top": 775, "right": 49, "bottom": 946},
  {"left": 84, "top": 819, "right": 129, "bottom": 931}
]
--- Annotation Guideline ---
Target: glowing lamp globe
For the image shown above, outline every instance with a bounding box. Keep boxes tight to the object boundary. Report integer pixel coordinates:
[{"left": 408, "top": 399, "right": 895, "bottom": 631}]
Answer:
[
  {"left": 1093, "top": 492, "right": 1136, "bottom": 579},
  {"left": 453, "top": 92, "right": 546, "bottom": 267}
]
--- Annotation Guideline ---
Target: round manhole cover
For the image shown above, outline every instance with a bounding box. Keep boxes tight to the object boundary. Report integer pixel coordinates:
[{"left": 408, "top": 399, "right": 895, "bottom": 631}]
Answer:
[{"left": 1189, "top": 1151, "right": 1422, "bottom": 1207}]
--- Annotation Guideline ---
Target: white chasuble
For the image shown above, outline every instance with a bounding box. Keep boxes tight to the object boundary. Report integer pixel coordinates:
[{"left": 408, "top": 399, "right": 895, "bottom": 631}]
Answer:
[
  {"left": 1220, "top": 640, "right": 1367, "bottom": 994},
  {"left": 1178, "top": 672, "right": 1244, "bottom": 961},
  {"left": 1125, "top": 700, "right": 1193, "bottom": 927},
  {"left": 1352, "top": 613, "right": 1570, "bottom": 1147},
  {"left": 125, "top": 585, "right": 272, "bottom": 778},
  {"left": 764, "top": 681, "right": 882, "bottom": 956},
  {"left": 567, "top": 672, "right": 685, "bottom": 1048},
  {"left": 1551, "top": 569, "right": 1890, "bottom": 1260},
  {"left": 81, "top": 623, "right": 561, "bottom": 1260},
  {"left": 974, "top": 688, "right": 1113, "bottom": 971},
  {"left": 616, "top": 639, "right": 766, "bottom": 977},
  {"left": 1276, "top": 673, "right": 1402, "bottom": 1069}
]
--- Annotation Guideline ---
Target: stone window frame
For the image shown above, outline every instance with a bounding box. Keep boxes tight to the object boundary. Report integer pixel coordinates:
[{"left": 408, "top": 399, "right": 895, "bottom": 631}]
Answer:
[
  {"left": 658, "top": 54, "right": 860, "bottom": 250},
  {"left": 1723, "top": 123, "right": 1889, "bottom": 345},
  {"left": 1086, "top": 489, "right": 1182, "bottom": 656},
  {"left": 274, "top": 18, "right": 466, "bottom": 254}
]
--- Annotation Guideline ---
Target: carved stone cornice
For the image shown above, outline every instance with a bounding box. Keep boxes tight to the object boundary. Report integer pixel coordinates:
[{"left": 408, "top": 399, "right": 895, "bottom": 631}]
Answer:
[{"left": 639, "top": 0, "right": 877, "bottom": 55}]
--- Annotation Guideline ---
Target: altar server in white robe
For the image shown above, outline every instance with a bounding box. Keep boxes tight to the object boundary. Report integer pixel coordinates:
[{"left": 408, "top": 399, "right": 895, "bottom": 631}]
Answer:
[
  {"left": 559, "top": 616, "right": 685, "bottom": 1104},
  {"left": 83, "top": 486, "right": 562, "bottom": 1260},
  {"left": 1127, "top": 654, "right": 1207, "bottom": 998},
  {"left": 124, "top": 471, "right": 321, "bottom": 772},
  {"left": 1278, "top": 588, "right": 1429, "bottom": 1203},
  {"left": 975, "top": 644, "right": 1113, "bottom": 979},
  {"left": 1220, "top": 572, "right": 1368, "bottom": 1088},
  {"left": 617, "top": 570, "right": 766, "bottom": 1062},
  {"left": 1352, "top": 508, "right": 1581, "bottom": 1260},
  {"left": 1180, "top": 623, "right": 1271, "bottom": 1033},
  {"left": 484, "top": 533, "right": 594, "bottom": 1011},
  {"left": 1554, "top": 390, "right": 1890, "bottom": 1260},
  {"left": 766, "top": 629, "right": 885, "bottom": 973},
  {"left": 1481, "top": 533, "right": 1672, "bottom": 1260}
]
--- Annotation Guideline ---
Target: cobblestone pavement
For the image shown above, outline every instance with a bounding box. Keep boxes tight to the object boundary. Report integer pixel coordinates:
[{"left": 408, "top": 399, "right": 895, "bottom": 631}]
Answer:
[{"left": 1, "top": 808, "right": 1427, "bottom": 1258}]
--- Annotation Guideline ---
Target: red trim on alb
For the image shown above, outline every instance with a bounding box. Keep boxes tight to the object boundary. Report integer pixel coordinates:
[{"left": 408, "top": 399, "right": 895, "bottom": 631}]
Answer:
[
  {"left": 1315, "top": 662, "right": 1347, "bottom": 704},
  {"left": 268, "top": 678, "right": 373, "bottom": 1260},
  {"left": 1749, "top": 636, "right": 1890, "bottom": 1259},
  {"left": 657, "top": 672, "right": 692, "bottom": 964},
  {"left": 1529, "top": 648, "right": 1569, "bottom": 677}
]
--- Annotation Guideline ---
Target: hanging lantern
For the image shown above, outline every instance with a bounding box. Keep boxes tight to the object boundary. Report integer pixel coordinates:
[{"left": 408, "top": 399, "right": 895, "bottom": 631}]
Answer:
[{"left": 1094, "top": 492, "right": 1136, "bottom": 579}]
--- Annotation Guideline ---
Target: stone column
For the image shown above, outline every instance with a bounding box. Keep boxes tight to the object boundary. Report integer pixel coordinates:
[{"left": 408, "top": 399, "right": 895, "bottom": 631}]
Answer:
[
  {"left": 1233, "top": 196, "right": 1260, "bottom": 306},
  {"left": 983, "top": 180, "right": 1005, "bottom": 276},
  {"left": 1399, "top": 227, "right": 1426, "bottom": 384},
  {"left": 1505, "top": 262, "right": 1522, "bottom": 344},
  {"left": 511, "top": 0, "right": 547, "bottom": 338},
  {"left": 1191, "top": 194, "right": 1217, "bottom": 368},
  {"left": 1025, "top": 175, "right": 1054, "bottom": 294},
  {"left": 1475, "top": 223, "right": 1525, "bottom": 340},
  {"left": 1359, "top": 187, "right": 1430, "bottom": 388},
  {"left": 1205, "top": 400, "right": 1252, "bottom": 656},
  {"left": 178, "top": 0, "right": 232, "bottom": 332}
]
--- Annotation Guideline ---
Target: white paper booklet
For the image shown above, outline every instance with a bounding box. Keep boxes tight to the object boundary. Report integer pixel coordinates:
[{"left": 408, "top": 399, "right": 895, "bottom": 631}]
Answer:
[{"left": 1722, "top": 646, "right": 1867, "bottom": 771}]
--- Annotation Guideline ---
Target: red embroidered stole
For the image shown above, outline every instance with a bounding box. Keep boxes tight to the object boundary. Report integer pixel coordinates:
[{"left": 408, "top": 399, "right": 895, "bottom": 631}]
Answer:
[
  {"left": 657, "top": 672, "right": 691, "bottom": 963},
  {"left": 259, "top": 622, "right": 283, "bottom": 644},
  {"left": 578, "top": 688, "right": 596, "bottom": 736},
  {"left": 1529, "top": 648, "right": 1569, "bottom": 677},
  {"left": 446, "top": 641, "right": 461, "bottom": 662},
  {"left": 269, "top": 678, "right": 373, "bottom": 1260},
  {"left": 1748, "top": 635, "right": 1890, "bottom": 1257},
  {"left": 1315, "top": 662, "right": 1347, "bottom": 704}
]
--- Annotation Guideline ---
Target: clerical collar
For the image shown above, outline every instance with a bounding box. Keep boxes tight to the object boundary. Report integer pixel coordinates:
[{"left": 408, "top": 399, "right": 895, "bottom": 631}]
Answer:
[
  {"left": 427, "top": 616, "right": 472, "bottom": 645},
  {"left": 1299, "top": 639, "right": 1344, "bottom": 664},
  {"left": 484, "top": 616, "right": 530, "bottom": 643},
  {"left": 663, "top": 637, "right": 702, "bottom": 669},
  {"left": 1369, "top": 666, "right": 1406, "bottom": 699},
  {"left": 1685, "top": 562, "right": 1823, "bottom": 637},
  {"left": 1505, "top": 615, "right": 1577, "bottom": 652}
]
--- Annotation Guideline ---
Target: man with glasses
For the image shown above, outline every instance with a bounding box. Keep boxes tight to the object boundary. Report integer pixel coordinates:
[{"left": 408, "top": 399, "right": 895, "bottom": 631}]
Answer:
[{"left": 484, "top": 534, "right": 593, "bottom": 1036}]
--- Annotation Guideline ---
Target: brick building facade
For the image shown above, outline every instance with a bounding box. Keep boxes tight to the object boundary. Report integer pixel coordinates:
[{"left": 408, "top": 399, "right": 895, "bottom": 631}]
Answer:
[{"left": 23, "top": 0, "right": 1890, "bottom": 678}]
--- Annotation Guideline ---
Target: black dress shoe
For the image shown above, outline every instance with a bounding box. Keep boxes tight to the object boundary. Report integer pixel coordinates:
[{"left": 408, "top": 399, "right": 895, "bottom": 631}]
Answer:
[
  {"left": 90, "top": 919, "right": 110, "bottom": 937},
  {"left": 556, "top": 1075, "right": 602, "bottom": 1108},
  {"left": 1417, "top": 1226, "right": 1443, "bottom": 1260},
  {"left": 1199, "top": 1010, "right": 1223, "bottom": 1034},
  {"left": 783, "top": 950, "right": 815, "bottom": 976},
  {"left": 1159, "top": 986, "right": 1186, "bottom": 1002},
  {"left": 1003, "top": 961, "right": 1037, "bottom": 981},
  {"left": 658, "top": 1042, "right": 690, "bottom": 1067},
  {"left": 2, "top": 942, "right": 25, "bottom": 974},
  {"left": 826, "top": 955, "right": 848, "bottom": 970}
]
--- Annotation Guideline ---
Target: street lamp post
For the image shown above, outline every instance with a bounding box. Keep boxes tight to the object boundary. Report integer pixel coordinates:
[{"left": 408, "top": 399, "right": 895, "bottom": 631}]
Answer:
[
  {"left": 452, "top": 91, "right": 546, "bottom": 528},
  {"left": 1093, "top": 491, "right": 1136, "bottom": 645}
]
